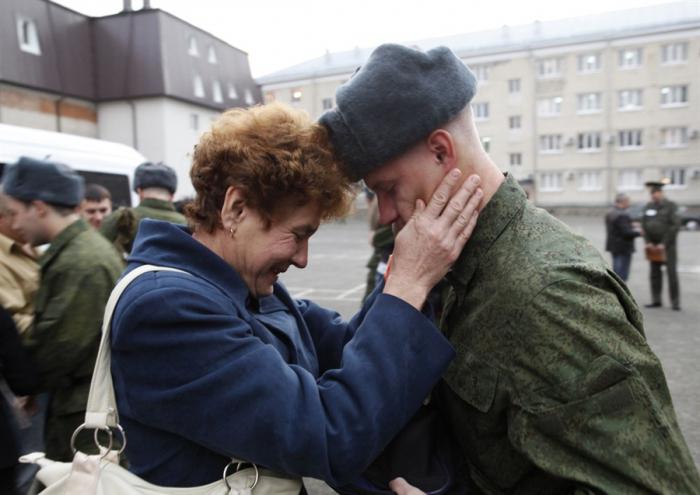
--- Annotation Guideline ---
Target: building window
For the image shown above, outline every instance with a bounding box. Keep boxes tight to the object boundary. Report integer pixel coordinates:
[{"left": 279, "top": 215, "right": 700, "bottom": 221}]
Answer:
[
  {"left": 663, "top": 167, "right": 687, "bottom": 188},
  {"left": 661, "top": 42, "right": 688, "bottom": 64},
  {"left": 472, "top": 65, "right": 489, "bottom": 83},
  {"left": 618, "top": 48, "right": 642, "bottom": 69},
  {"left": 322, "top": 97, "right": 333, "bottom": 110},
  {"left": 508, "top": 116, "right": 521, "bottom": 130},
  {"left": 577, "top": 92, "right": 602, "bottom": 114},
  {"left": 618, "top": 129, "right": 643, "bottom": 149},
  {"left": 660, "top": 127, "right": 689, "bottom": 148},
  {"left": 207, "top": 46, "right": 218, "bottom": 64},
  {"left": 540, "top": 172, "right": 563, "bottom": 191},
  {"left": 539, "top": 134, "right": 563, "bottom": 153},
  {"left": 660, "top": 85, "right": 688, "bottom": 107},
  {"left": 537, "top": 97, "right": 563, "bottom": 117},
  {"left": 244, "top": 89, "right": 255, "bottom": 105},
  {"left": 472, "top": 102, "right": 489, "bottom": 121},
  {"left": 193, "top": 75, "right": 205, "bottom": 98},
  {"left": 577, "top": 132, "right": 602, "bottom": 152},
  {"left": 536, "top": 58, "right": 562, "bottom": 78},
  {"left": 212, "top": 80, "right": 223, "bottom": 103},
  {"left": 578, "top": 171, "right": 602, "bottom": 191},
  {"left": 291, "top": 88, "right": 303, "bottom": 102},
  {"left": 189, "top": 113, "right": 199, "bottom": 131},
  {"left": 508, "top": 78, "right": 521, "bottom": 94},
  {"left": 617, "top": 169, "right": 643, "bottom": 191},
  {"left": 16, "top": 16, "right": 41, "bottom": 55},
  {"left": 188, "top": 36, "right": 199, "bottom": 57},
  {"left": 264, "top": 91, "right": 275, "bottom": 103},
  {"left": 577, "top": 53, "right": 600, "bottom": 73},
  {"left": 481, "top": 137, "right": 491, "bottom": 153},
  {"left": 509, "top": 153, "right": 522, "bottom": 167},
  {"left": 228, "top": 83, "right": 238, "bottom": 100},
  {"left": 618, "top": 89, "right": 643, "bottom": 111}
]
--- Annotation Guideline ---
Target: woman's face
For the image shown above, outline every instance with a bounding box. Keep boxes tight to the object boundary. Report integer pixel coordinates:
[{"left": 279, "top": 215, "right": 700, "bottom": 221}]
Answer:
[{"left": 230, "top": 202, "right": 322, "bottom": 298}]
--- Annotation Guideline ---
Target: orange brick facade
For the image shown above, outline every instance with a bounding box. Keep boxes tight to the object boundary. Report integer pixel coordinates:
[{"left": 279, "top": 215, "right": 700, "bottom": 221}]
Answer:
[{"left": 0, "top": 87, "right": 97, "bottom": 123}]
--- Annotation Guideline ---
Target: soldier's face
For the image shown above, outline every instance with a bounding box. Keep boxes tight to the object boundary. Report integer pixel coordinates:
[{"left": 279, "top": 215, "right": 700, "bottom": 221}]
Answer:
[
  {"left": 364, "top": 148, "right": 446, "bottom": 232},
  {"left": 3, "top": 196, "right": 49, "bottom": 247},
  {"left": 80, "top": 198, "right": 112, "bottom": 229}
]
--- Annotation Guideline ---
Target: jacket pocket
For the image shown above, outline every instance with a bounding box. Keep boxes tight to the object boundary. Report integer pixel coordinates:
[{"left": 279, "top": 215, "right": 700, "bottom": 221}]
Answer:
[{"left": 443, "top": 351, "right": 499, "bottom": 413}]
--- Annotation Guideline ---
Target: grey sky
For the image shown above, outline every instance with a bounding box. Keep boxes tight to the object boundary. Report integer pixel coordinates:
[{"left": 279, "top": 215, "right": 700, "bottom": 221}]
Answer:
[{"left": 53, "top": 0, "right": 671, "bottom": 77}]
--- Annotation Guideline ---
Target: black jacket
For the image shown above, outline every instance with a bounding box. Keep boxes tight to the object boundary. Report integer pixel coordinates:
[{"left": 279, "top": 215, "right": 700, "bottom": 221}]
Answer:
[
  {"left": 0, "top": 306, "right": 38, "bottom": 468},
  {"left": 605, "top": 207, "right": 640, "bottom": 255}
]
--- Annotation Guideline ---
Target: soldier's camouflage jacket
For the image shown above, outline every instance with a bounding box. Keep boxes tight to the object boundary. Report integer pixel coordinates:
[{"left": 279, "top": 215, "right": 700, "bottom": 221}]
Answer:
[
  {"left": 436, "top": 174, "right": 700, "bottom": 494},
  {"left": 25, "top": 219, "right": 122, "bottom": 422},
  {"left": 100, "top": 198, "right": 186, "bottom": 257}
]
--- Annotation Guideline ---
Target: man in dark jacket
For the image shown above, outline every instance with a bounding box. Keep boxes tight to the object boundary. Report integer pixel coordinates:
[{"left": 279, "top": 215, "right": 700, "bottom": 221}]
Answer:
[
  {"left": 0, "top": 306, "right": 38, "bottom": 495},
  {"left": 604, "top": 192, "right": 640, "bottom": 281},
  {"left": 100, "top": 162, "right": 186, "bottom": 257},
  {"left": 641, "top": 179, "right": 681, "bottom": 310},
  {"left": 1, "top": 157, "right": 123, "bottom": 461}
]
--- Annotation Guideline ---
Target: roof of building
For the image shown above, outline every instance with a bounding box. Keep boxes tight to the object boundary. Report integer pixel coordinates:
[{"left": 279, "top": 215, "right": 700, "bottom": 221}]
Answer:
[{"left": 256, "top": 0, "right": 700, "bottom": 86}]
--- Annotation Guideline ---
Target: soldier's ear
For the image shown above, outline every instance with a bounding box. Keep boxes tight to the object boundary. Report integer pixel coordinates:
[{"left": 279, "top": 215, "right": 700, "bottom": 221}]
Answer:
[{"left": 30, "top": 200, "right": 49, "bottom": 217}]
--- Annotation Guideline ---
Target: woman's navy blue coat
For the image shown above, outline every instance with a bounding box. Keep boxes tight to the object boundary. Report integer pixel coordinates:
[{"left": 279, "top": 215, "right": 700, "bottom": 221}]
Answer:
[{"left": 110, "top": 220, "right": 454, "bottom": 487}]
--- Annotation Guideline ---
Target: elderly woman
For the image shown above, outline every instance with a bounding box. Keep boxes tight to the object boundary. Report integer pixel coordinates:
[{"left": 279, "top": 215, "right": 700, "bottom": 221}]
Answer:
[{"left": 110, "top": 103, "right": 481, "bottom": 489}]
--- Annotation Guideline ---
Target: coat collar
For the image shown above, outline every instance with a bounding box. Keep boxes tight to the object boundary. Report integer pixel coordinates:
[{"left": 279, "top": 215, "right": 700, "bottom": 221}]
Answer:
[{"left": 127, "top": 219, "right": 250, "bottom": 303}]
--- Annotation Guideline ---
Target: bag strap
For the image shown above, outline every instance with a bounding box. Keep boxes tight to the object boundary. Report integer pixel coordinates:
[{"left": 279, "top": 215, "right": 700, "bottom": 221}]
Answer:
[{"left": 84, "top": 264, "right": 187, "bottom": 429}]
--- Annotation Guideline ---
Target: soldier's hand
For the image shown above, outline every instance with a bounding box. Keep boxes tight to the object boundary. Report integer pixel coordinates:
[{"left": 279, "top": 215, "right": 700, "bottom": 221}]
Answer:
[{"left": 390, "top": 477, "right": 426, "bottom": 495}]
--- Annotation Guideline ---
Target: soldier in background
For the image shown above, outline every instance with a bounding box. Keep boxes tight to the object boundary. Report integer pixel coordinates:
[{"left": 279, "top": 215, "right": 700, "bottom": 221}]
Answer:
[
  {"left": 79, "top": 183, "right": 112, "bottom": 229},
  {"left": 100, "top": 162, "right": 186, "bottom": 258},
  {"left": 604, "top": 192, "right": 641, "bottom": 282},
  {"left": 1, "top": 157, "right": 123, "bottom": 462},
  {"left": 641, "top": 179, "right": 681, "bottom": 310}
]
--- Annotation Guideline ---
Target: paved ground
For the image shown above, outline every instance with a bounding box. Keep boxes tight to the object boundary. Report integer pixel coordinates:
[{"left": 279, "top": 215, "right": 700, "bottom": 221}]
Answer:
[{"left": 279, "top": 211, "right": 700, "bottom": 493}]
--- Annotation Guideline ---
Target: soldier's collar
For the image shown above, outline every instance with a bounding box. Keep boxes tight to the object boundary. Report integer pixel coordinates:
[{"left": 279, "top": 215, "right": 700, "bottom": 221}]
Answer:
[
  {"left": 39, "top": 218, "right": 90, "bottom": 269},
  {"left": 140, "top": 198, "right": 177, "bottom": 211},
  {"left": 447, "top": 173, "right": 526, "bottom": 290}
]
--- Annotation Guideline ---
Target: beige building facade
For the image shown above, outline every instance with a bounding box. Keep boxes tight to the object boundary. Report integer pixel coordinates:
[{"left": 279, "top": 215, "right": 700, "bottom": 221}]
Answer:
[{"left": 259, "top": 2, "right": 700, "bottom": 209}]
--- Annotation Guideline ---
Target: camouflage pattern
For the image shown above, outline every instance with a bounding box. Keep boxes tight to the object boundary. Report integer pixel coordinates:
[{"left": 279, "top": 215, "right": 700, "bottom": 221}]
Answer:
[
  {"left": 24, "top": 219, "right": 123, "bottom": 461},
  {"left": 436, "top": 175, "right": 700, "bottom": 494},
  {"left": 641, "top": 198, "right": 681, "bottom": 308},
  {"left": 100, "top": 198, "right": 186, "bottom": 257}
]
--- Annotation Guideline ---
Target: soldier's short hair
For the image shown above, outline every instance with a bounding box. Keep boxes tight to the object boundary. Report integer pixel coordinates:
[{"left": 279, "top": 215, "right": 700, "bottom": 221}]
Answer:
[{"left": 84, "top": 183, "right": 112, "bottom": 202}]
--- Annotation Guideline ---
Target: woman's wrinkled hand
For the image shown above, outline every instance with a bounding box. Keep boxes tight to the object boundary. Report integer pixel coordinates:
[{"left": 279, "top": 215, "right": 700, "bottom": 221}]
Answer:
[
  {"left": 389, "top": 477, "right": 426, "bottom": 495},
  {"left": 384, "top": 169, "right": 481, "bottom": 309}
]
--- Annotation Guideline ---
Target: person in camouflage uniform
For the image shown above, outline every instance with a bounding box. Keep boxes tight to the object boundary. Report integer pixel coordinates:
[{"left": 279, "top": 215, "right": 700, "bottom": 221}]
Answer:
[
  {"left": 320, "top": 44, "right": 700, "bottom": 494},
  {"left": 1, "top": 157, "right": 123, "bottom": 462},
  {"left": 641, "top": 180, "right": 681, "bottom": 310},
  {"left": 100, "top": 161, "right": 186, "bottom": 257}
]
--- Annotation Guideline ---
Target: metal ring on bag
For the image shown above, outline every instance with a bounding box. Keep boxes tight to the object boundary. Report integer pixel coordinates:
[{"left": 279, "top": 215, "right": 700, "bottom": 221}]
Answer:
[
  {"left": 71, "top": 423, "right": 112, "bottom": 454},
  {"left": 223, "top": 460, "right": 259, "bottom": 490},
  {"left": 70, "top": 423, "right": 127, "bottom": 456}
]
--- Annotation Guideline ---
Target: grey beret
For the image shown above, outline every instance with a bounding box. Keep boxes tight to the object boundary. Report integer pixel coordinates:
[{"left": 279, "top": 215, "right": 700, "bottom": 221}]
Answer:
[
  {"left": 133, "top": 162, "right": 177, "bottom": 194},
  {"left": 319, "top": 43, "right": 477, "bottom": 180},
  {"left": 1, "top": 156, "right": 84, "bottom": 206}
]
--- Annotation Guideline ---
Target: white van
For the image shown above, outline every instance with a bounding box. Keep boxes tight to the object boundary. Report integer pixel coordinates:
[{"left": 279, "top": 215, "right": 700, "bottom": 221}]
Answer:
[{"left": 0, "top": 124, "right": 146, "bottom": 207}]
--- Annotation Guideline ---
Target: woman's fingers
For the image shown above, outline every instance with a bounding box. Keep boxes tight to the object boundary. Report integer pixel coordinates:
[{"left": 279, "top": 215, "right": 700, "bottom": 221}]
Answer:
[
  {"left": 389, "top": 477, "right": 426, "bottom": 495},
  {"left": 423, "top": 168, "right": 462, "bottom": 217},
  {"left": 446, "top": 183, "right": 482, "bottom": 243},
  {"left": 437, "top": 173, "right": 481, "bottom": 229}
]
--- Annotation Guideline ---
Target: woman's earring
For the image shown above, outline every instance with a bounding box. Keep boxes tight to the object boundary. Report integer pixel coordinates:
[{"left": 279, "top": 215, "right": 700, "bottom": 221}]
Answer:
[{"left": 229, "top": 226, "right": 235, "bottom": 238}]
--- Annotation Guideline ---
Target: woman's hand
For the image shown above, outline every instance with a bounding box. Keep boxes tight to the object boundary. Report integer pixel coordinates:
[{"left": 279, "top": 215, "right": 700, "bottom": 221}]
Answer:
[
  {"left": 389, "top": 477, "right": 426, "bottom": 495},
  {"left": 384, "top": 169, "right": 481, "bottom": 309}
]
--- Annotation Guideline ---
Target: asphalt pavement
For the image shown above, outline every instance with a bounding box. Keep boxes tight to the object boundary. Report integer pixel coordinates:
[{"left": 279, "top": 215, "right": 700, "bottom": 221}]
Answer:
[{"left": 279, "top": 211, "right": 700, "bottom": 493}]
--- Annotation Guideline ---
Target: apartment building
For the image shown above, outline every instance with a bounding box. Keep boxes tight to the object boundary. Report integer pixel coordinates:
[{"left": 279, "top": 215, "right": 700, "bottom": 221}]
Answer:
[
  {"left": 258, "top": 2, "right": 700, "bottom": 208},
  {"left": 0, "top": 0, "right": 261, "bottom": 197}
]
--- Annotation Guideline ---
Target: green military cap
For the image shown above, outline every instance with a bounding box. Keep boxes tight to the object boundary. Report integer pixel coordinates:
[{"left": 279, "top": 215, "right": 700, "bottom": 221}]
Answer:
[{"left": 644, "top": 178, "right": 671, "bottom": 191}]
